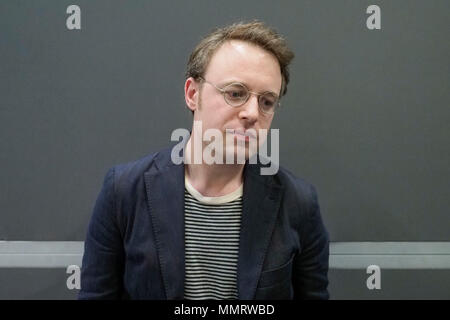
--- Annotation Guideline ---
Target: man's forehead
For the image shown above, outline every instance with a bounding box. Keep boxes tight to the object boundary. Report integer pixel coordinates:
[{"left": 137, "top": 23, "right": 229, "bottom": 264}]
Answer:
[
  {"left": 224, "top": 40, "right": 269, "bottom": 58},
  {"left": 214, "top": 40, "right": 274, "bottom": 61},
  {"left": 205, "top": 40, "right": 282, "bottom": 91}
]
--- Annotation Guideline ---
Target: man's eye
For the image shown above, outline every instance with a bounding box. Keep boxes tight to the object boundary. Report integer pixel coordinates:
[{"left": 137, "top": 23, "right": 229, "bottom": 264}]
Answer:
[
  {"left": 226, "top": 89, "right": 246, "bottom": 99},
  {"left": 260, "top": 96, "right": 275, "bottom": 107}
]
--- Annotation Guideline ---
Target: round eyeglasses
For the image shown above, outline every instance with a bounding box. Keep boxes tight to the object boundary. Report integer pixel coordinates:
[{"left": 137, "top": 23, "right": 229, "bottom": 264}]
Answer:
[{"left": 198, "top": 77, "right": 281, "bottom": 115}]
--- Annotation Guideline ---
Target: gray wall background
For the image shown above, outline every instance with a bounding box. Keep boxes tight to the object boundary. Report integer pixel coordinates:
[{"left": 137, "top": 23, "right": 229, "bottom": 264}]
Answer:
[{"left": 1, "top": 0, "right": 449, "bottom": 299}]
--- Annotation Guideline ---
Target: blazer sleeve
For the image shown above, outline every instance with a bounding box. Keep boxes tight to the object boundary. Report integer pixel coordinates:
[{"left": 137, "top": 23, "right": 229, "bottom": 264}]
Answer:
[
  {"left": 292, "top": 184, "right": 330, "bottom": 300},
  {"left": 78, "top": 167, "right": 125, "bottom": 299}
]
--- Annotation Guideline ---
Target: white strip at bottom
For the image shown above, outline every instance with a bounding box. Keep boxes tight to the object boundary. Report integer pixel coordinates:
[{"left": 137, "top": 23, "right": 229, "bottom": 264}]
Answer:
[
  {"left": 330, "top": 242, "right": 450, "bottom": 269},
  {"left": 0, "top": 241, "right": 450, "bottom": 269},
  {"left": 0, "top": 241, "right": 83, "bottom": 268}
]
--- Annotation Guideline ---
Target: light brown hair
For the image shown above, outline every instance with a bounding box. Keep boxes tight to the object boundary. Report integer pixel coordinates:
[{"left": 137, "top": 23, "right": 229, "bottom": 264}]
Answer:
[{"left": 186, "top": 20, "right": 295, "bottom": 97}]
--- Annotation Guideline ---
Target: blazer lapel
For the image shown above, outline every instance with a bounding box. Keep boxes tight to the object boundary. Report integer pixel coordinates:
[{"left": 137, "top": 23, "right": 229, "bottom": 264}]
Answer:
[
  {"left": 144, "top": 148, "right": 185, "bottom": 299},
  {"left": 237, "top": 163, "right": 284, "bottom": 299},
  {"left": 143, "top": 145, "right": 284, "bottom": 300}
]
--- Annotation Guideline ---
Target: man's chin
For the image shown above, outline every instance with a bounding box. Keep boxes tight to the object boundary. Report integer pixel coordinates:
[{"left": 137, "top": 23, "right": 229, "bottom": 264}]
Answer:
[{"left": 222, "top": 146, "right": 252, "bottom": 164}]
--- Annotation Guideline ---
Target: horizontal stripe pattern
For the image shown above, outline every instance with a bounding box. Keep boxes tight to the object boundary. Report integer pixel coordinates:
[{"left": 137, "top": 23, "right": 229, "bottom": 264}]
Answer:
[{"left": 184, "top": 190, "right": 242, "bottom": 300}]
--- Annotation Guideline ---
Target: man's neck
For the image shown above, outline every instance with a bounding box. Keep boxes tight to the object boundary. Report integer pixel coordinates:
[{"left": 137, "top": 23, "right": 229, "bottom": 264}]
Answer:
[{"left": 184, "top": 137, "right": 244, "bottom": 197}]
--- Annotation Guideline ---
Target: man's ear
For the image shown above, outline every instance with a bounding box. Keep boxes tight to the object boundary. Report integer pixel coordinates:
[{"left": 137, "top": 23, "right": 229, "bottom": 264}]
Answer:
[{"left": 185, "top": 77, "right": 200, "bottom": 112}]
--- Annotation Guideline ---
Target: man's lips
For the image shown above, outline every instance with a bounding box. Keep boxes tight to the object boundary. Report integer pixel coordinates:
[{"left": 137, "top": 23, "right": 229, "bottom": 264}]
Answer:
[{"left": 226, "top": 129, "right": 257, "bottom": 139}]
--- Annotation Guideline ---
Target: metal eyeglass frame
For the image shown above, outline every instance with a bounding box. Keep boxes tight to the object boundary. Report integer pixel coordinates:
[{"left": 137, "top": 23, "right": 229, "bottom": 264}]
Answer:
[{"left": 197, "top": 77, "right": 281, "bottom": 115}]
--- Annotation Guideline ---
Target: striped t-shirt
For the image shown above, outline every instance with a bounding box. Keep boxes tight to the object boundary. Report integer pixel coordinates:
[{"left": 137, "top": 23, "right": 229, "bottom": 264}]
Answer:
[{"left": 184, "top": 176, "right": 243, "bottom": 300}]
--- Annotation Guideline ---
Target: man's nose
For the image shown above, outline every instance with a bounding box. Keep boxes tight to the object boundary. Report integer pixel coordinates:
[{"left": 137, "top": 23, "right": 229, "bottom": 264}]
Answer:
[{"left": 239, "top": 94, "right": 259, "bottom": 122}]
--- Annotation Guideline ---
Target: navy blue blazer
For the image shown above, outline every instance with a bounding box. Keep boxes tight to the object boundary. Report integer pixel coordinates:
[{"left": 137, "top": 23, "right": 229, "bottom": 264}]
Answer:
[{"left": 78, "top": 145, "right": 330, "bottom": 300}]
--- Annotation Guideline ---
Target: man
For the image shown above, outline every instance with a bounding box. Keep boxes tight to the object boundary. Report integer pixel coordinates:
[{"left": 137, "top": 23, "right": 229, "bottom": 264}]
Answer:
[{"left": 79, "top": 21, "right": 329, "bottom": 300}]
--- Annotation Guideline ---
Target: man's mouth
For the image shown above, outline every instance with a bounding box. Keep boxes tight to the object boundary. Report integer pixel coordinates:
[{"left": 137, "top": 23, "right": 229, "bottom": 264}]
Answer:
[{"left": 226, "top": 129, "right": 257, "bottom": 141}]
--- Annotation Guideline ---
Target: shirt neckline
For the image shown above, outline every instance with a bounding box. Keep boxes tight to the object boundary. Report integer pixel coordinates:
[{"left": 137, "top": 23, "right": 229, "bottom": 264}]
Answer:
[{"left": 184, "top": 175, "right": 243, "bottom": 205}]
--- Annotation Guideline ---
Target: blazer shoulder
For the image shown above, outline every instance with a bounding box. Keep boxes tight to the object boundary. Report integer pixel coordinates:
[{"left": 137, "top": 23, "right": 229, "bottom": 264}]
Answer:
[
  {"left": 112, "top": 144, "right": 176, "bottom": 178},
  {"left": 113, "top": 152, "right": 157, "bottom": 181},
  {"left": 275, "top": 165, "right": 322, "bottom": 226},
  {"left": 274, "top": 167, "right": 329, "bottom": 258},
  {"left": 106, "top": 146, "right": 171, "bottom": 199},
  {"left": 276, "top": 166, "right": 318, "bottom": 203}
]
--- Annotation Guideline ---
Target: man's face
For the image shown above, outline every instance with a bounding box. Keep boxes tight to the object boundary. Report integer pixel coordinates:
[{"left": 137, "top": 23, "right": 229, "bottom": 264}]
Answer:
[{"left": 188, "top": 40, "right": 282, "bottom": 162}]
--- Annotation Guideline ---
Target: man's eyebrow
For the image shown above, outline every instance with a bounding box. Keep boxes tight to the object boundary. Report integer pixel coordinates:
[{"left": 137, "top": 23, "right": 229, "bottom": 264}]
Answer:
[
  {"left": 218, "top": 80, "right": 240, "bottom": 87},
  {"left": 219, "top": 80, "right": 279, "bottom": 96}
]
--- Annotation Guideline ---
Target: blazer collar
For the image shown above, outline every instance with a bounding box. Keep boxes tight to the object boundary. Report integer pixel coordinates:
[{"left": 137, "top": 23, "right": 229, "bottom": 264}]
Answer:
[{"left": 144, "top": 145, "right": 284, "bottom": 299}]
